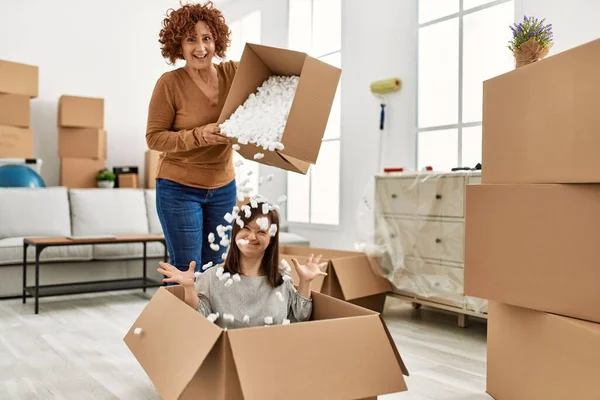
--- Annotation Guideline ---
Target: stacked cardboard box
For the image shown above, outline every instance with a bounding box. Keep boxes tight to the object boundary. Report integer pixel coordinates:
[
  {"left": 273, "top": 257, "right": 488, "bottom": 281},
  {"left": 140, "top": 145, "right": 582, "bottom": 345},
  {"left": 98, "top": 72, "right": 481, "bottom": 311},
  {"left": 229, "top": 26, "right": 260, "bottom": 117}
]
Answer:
[
  {"left": 464, "top": 39, "right": 600, "bottom": 399},
  {"left": 144, "top": 149, "right": 160, "bottom": 188},
  {"left": 58, "top": 95, "right": 106, "bottom": 188},
  {"left": 0, "top": 59, "right": 38, "bottom": 158}
]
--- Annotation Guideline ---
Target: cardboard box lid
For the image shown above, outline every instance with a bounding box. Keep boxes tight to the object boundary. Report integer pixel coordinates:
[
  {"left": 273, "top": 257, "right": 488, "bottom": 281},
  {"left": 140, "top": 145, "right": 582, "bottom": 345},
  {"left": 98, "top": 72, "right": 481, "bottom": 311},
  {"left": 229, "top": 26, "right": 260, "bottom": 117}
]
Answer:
[
  {"left": 125, "top": 287, "right": 408, "bottom": 400},
  {"left": 280, "top": 246, "right": 391, "bottom": 300},
  {"left": 487, "top": 301, "right": 600, "bottom": 400},
  {"left": 0, "top": 59, "right": 39, "bottom": 98},
  {"left": 123, "top": 286, "right": 222, "bottom": 400},
  {"left": 217, "top": 43, "right": 341, "bottom": 174},
  {"left": 58, "top": 95, "right": 104, "bottom": 128}
]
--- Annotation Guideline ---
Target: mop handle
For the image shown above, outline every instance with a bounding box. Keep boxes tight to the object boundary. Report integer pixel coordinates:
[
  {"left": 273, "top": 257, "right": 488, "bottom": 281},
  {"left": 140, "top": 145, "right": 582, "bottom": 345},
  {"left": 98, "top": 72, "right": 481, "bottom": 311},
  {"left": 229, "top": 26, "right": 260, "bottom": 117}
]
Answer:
[{"left": 380, "top": 104, "right": 386, "bottom": 130}]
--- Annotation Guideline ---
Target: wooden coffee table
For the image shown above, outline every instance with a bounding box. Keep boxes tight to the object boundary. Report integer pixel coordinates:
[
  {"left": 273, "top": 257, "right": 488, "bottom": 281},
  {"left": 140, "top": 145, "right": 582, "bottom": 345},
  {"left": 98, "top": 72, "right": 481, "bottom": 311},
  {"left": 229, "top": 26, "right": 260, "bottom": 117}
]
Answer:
[{"left": 22, "top": 235, "right": 167, "bottom": 314}]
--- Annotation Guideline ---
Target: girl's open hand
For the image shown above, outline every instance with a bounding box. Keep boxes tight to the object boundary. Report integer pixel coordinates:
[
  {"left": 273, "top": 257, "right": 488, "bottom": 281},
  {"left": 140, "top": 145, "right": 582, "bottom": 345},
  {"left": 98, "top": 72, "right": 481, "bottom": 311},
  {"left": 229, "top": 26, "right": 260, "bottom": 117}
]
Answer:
[
  {"left": 157, "top": 260, "right": 196, "bottom": 288},
  {"left": 291, "top": 254, "right": 328, "bottom": 282}
]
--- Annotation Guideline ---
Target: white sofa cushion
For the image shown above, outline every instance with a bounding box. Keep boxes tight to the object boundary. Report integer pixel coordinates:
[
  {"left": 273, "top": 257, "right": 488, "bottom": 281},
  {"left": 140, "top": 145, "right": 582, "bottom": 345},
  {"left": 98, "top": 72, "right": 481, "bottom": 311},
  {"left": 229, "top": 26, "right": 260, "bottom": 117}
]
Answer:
[
  {"left": 0, "top": 187, "right": 71, "bottom": 239},
  {"left": 69, "top": 189, "right": 149, "bottom": 236},
  {"left": 0, "top": 237, "right": 93, "bottom": 266},
  {"left": 144, "top": 189, "right": 163, "bottom": 235}
]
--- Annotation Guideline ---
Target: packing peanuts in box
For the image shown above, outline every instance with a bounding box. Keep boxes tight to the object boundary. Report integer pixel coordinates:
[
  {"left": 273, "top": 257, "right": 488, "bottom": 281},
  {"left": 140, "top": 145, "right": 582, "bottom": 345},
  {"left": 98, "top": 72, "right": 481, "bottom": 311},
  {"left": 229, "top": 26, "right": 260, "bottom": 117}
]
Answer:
[
  {"left": 60, "top": 158, "right": 105, "bottom": 188},
  {"left": 124, "top": 285, "right": 409, "bottom": 400},
  {"left": 58, "top": 128, "right": 106, "bottom": 160},
  {"left": 279, "top": 245, "right": 391, "bottom": 312},
  {"left": 216, "top": 43, "right": 341, "bottom": 174},
  {"left": 465, "top": 183, "right": 600, "bottom": 324},
  {"left": 486, "top": 301, "right": 600, "bottom": 400},
  {"left": 0, "top": 125, "right": 34, "bottom": 158},
  {"left": 58, "top": 95, "right": 104, "bottom": 129},
  {"left": 481, "top": 38, "right": 600, "bottom": 184},
  {"left": 354, "top": 170, "right": 487, "bottom": 314},
  {"left": 0, "top": 93, "right": 30, "bottom": 127},
  {"left": 0, "top": 59, "right": 38, "bottom": 98}
]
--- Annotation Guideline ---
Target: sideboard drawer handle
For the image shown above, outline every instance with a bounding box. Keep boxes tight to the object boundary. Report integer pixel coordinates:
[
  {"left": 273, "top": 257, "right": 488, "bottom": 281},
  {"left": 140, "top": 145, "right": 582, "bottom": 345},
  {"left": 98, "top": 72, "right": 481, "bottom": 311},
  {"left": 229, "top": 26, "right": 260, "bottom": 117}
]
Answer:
[
  {"left": 391, "top": 194, "right": 397, "bottom": 199},
  {"left": 435, "top": 238, "right": 442, "bottom": 244},
  {"left": 435, "top": 194, "right": 442, "bottom": 200}
]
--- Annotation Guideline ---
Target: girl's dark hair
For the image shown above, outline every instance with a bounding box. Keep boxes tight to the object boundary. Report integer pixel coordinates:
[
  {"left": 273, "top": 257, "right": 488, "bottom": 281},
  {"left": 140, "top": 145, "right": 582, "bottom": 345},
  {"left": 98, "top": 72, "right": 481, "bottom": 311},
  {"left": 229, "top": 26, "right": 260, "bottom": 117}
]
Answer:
[{"left": 223, "top": 202, "right": 282, "bottom": 288}]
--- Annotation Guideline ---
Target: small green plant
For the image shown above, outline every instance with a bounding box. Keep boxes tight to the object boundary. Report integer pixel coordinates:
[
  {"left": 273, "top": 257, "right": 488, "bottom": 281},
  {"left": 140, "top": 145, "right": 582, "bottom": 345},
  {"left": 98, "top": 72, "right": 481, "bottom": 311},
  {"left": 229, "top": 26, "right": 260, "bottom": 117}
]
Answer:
[{"left": 96, "top": 168, "right": 116, "bottom": 182}]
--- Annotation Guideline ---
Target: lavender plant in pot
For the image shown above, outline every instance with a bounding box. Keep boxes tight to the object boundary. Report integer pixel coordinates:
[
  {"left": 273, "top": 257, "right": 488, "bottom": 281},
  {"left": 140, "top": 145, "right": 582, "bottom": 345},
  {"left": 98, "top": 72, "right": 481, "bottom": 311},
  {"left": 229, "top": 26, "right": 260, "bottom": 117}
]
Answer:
[
  {"left": 96, "top": 168, "right": 116, "bottom": 188},
  {"left": 509, "top": 16, "right": 554, "bottom": 68}
]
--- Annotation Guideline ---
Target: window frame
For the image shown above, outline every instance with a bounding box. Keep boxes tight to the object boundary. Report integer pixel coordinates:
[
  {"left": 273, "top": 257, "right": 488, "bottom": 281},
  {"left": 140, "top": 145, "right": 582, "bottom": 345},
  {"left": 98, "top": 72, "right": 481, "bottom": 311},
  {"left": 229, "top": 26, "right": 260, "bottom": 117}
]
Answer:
[
  {"left": 415, "top": 0, "right": 513, "bottom": 169},
  {"left": 285, "top": 0, "right": 342, "bottom": 229}
]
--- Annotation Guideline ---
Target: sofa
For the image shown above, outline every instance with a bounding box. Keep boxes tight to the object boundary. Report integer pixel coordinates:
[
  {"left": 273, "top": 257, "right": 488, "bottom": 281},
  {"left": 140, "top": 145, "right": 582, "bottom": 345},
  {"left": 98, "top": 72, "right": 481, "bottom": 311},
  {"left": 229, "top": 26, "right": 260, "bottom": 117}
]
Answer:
[{"left": 0, "top": 187, "right": 309, "bottom": 298}]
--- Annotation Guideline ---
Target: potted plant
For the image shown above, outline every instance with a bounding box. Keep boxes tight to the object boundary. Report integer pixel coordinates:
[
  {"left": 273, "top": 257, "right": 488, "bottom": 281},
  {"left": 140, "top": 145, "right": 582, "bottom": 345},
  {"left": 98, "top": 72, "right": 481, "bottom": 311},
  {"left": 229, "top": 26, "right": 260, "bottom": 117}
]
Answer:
[
  {"left": 508, "top": 16, "right": 554, "bottom": 68},
  {"left": 96, "top": 168, "right": 116, "bottom": 188}
]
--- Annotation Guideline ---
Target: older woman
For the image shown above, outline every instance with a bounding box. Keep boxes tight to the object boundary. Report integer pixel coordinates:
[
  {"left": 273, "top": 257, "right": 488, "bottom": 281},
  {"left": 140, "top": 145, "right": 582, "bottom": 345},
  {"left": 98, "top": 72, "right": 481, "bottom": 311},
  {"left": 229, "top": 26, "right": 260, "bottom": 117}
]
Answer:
[{"left": 146, "top": 1, "right": 238, "bottom": 274}]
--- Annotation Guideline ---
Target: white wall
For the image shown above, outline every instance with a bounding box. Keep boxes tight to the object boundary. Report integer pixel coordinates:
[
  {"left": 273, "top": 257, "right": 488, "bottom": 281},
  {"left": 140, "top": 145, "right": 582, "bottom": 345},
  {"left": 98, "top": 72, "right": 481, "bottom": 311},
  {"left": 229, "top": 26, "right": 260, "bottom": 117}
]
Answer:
[
  {"left": 0, "top": 0, "right": 190, "bottom": 186},
  {"left": 516, "top": 0, "right": 600, "bottom": 53}
]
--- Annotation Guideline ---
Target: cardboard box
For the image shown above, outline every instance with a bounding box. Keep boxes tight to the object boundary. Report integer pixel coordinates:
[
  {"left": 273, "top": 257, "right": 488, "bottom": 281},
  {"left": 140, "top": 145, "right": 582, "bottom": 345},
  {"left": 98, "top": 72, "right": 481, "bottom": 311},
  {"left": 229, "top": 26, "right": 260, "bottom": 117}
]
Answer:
[
  {"left": 0, "top": 93, "right": 30, "bottom": 127},
  {"left": 280, "top": 246, "right": 391, "bottom": 313},
  {"left": 118, "top": 173, "right": 139, "bottom": 188},
  {"left": 124, "top": 286, "right": 409, "bottom": 400},
  {"left": 481, "top": 38, "right": 600, "bottom": 184},
  {"left": 0, "top": 59, "right": 38, "bottom": 98},
  {"left": 487, "top": 301, "right": 600, "bottom": 399},
  {"left": 58, "top": 128, "right": 106, "bottom": 159},
  {"left": 60, "top": 158, "right": 105, "bottom": 188},
  {"left": 58, "top": 95, "right": 104, "bottom": 128},
  {"left": 216, "top": 43, "right": 341, "bottom": 174},
  {"left": 145, "top": 150, "right": 160, "bottom": 188},
  {"left": 464, "top": 184, "right": 600, "bottom": 323},
  {"left": 0, "top": 125, "right": 33, "bottom": 158}
]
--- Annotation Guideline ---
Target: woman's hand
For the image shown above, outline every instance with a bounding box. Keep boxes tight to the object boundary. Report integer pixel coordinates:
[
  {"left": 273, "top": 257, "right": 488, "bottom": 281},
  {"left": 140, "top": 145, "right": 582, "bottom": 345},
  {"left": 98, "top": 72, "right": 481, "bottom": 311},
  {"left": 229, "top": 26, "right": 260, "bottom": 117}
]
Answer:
[
  {"left": 157, "top": 260, "right": 196, "bottom": 288},
  {"left": 200, "top": 123, "right": 231, "bottom": 145},
  {"left": 291, "top": 254, "right": 328, "bottom": 283}
]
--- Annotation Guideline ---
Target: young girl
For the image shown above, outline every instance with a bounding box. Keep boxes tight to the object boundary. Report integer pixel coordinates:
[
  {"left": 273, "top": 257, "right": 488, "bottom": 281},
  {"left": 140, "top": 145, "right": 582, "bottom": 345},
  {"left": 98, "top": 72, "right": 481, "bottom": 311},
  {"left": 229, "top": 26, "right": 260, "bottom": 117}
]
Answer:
[{"left": 157, "top": 203, "right": 327, "bottom": 329}]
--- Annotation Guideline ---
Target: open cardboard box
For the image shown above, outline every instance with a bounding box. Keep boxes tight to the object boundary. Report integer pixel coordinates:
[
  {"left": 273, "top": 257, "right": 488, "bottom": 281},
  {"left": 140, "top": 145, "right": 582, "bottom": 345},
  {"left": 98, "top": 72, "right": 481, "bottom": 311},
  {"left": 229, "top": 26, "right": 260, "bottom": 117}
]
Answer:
[
  {"left": 280, "top": 246, "right": 392, "bottom": 313},
  {"left": 124, "top": 285, "right": 409, "bottom": 400},
  {"left": 216, "top": 43, "right": 341, "bottom": 175}
]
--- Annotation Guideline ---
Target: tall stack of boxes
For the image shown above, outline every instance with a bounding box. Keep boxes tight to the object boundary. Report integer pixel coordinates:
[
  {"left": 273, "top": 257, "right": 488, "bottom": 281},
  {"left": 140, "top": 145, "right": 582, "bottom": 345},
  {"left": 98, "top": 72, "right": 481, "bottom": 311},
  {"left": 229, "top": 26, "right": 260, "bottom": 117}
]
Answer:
[
  {"left": 0, "top": 59, "right": 38, "bottom": 158},
  {"left": 58, "top": 95, "right": 106, "bottom": 188},
  {"left": 464, "top": 39, "right": 600, "bottom": 399}
]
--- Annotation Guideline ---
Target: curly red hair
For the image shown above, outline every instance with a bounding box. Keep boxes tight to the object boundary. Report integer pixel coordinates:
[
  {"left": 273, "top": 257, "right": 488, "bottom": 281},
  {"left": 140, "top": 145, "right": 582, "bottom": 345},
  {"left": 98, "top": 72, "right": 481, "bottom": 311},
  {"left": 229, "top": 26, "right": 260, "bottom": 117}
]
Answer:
[{"left": 159, "top": 1, "right": 231, "bottom": 65}]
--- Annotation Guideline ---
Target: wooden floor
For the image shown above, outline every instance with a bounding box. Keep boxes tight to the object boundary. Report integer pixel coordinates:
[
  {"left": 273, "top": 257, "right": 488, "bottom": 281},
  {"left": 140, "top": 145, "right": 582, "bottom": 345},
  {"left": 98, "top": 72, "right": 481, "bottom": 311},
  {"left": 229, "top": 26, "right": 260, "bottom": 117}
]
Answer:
[{"left": 0, "top": 290, "right": 492, "bottom": 400}]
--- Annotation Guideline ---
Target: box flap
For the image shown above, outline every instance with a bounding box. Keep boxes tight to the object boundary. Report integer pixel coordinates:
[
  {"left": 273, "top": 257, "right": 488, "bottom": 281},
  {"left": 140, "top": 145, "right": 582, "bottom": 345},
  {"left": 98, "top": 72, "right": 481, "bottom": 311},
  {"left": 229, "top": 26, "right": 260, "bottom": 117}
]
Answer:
[
  {"left": 283, "top": 56, "right": 341, "bottom": 163},
  {"left": 331, "top": 255, "right": 391, "bottom": 300},
  {"left": 227, "top": 313, "right": 407, "bottom": 399},
  {"left": 310, "top": 291, "right": 377, "bottom": 319},
  {"left": 279, "top": 254, "right": 325, "bottom": 292},
  {"left": 235, "top": 144, "right": 310, "bottom": 174},
  {"left": 124, "top": 287, "right": 222, "bottom": 400},
  {"left": 247, "top": 43, "right": 307, "bottom": 75}
]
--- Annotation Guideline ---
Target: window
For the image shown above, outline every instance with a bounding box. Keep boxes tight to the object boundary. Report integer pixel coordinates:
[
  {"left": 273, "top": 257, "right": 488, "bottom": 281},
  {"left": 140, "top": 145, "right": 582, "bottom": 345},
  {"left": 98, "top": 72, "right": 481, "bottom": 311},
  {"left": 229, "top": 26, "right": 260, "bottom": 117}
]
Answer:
[
  {"left": 417, "top": 0, "right": 514, "bottom": 170},
  {"left": 228, "top": 10, "right": 261, "bottom": 197},
  {"left": 287, "top": 0, "right": 342, "bottom": 225}
]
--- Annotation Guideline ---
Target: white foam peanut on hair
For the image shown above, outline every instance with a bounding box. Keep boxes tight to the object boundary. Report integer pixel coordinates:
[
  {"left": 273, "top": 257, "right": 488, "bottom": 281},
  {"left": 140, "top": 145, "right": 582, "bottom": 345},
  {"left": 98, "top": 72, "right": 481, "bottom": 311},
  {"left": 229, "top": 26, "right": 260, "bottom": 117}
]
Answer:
[
  {"left": 210, "top": 243, "right": 220, "bottom": 252},
  {"left": 268, "top": 223, "right": 278, "bottom": 237},
  {"left": 256, "top": 217, "right": 269, "bottom": 231},
  {"left": 250, "top": 199, "right": 258, "bottom": 208},
  {"left": 236, "top": 218, "right": 244, "bottom": 229},
  {"left": 261, "top": 203, "right": 269, "bottom": 215},
  {"left": 241, "top": 205, "right": 251, "bottom": 218},
  {"left": 264, "top": 316, "right": 273, "bottom": 325},
  {"left": 208, "top": 232, "right": 215, "bottom": 244}
]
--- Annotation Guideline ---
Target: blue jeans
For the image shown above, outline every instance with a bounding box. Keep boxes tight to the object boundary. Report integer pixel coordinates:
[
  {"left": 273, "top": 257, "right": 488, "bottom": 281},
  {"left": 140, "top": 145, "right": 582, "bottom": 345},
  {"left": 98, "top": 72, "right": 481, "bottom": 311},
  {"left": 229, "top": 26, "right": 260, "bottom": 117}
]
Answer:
[{"left": 155, "top": 178, "right": 236, "bottom": 273}]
